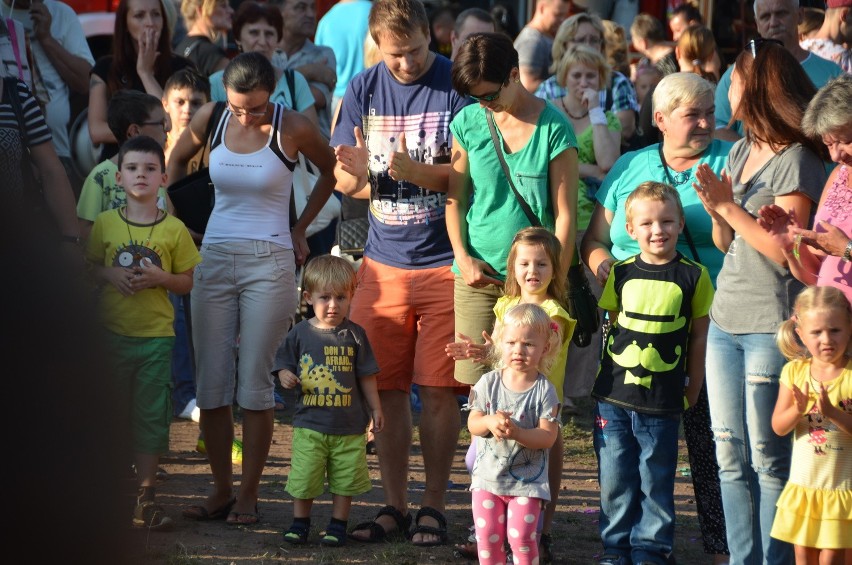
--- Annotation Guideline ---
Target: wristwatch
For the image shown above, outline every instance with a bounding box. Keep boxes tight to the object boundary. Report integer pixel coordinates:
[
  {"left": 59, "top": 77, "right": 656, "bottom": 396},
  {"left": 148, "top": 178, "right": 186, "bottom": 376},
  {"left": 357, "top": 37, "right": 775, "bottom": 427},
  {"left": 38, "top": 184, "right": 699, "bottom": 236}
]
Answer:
[{"left": 843, "top": 240, "right": 852, "bottom": 262}]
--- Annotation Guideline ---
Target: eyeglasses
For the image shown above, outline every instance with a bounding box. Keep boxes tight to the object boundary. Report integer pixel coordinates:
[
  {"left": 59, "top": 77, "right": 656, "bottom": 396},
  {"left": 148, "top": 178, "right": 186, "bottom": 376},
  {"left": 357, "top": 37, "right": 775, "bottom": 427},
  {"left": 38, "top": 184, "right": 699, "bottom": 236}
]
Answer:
[
  {"left": 469, "top": 79, "right": 508, "bottom": 103},
  {"left": 746, "top": 37, "right": 783, "bottom": 57},
  {"left": 226, "top": 99, "right": 270, "bottom": 118},
  {"left": 141, "top": 119, "right": 170, "bottom": 131},
  {"left": 571, "top": 35, "right": 603, "bottom": 46}
]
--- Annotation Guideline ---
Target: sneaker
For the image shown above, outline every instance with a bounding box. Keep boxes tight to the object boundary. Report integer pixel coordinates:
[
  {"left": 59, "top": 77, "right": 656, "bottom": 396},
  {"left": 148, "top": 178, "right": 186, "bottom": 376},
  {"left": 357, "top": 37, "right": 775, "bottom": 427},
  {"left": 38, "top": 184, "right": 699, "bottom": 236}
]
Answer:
[
  {"left": 598, "top": 555, "right": 629, "bottom": 565},
  {"left": 132, "top": 500, "right": 174, "bottom": 531},
  {"left": 195, "top": 438, "right": 243, "bottom": 465},
  {"left": 177, "top": 398, "right": 198, "bottom": 420}
]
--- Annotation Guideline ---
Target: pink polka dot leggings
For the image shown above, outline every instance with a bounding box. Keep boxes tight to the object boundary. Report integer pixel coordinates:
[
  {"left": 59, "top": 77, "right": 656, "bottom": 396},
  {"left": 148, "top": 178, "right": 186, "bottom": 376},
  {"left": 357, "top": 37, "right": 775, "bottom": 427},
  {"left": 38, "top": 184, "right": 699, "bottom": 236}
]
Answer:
[{"left": 471, "top": 488, "right": 543, "bottom": 565}]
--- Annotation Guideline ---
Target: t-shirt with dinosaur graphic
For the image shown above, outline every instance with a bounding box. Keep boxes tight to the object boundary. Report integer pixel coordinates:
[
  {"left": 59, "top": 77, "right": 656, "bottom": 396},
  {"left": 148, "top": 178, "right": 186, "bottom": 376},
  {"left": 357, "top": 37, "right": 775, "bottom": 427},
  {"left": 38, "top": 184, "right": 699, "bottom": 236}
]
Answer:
[
  {"left": 593, "top": 252, "right": 713, "bottom": 414},
  {"left": 275, "top": 318, "right": 379, "bottom": 435}
]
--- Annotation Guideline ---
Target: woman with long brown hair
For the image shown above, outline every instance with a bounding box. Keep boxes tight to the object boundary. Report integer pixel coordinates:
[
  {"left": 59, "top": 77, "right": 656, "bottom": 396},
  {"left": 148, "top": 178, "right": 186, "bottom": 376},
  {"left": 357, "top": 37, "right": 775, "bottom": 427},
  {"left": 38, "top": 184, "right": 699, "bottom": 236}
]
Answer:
[
  {"left": 693, "top": 40, "right": 828, "bottom": 565},
  {"left": 88, "top": 0, "right": 194, "bottom": 150}
]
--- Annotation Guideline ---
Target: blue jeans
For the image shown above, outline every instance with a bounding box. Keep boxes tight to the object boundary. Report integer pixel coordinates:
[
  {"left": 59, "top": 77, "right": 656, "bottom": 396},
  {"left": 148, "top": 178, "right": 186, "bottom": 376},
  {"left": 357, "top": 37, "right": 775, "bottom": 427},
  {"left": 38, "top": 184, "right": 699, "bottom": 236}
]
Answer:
[
  {"left": 170, "top": 292, "right": 196, "bottom": 414},
  {"left": 594, "top": 401, "right": 680, "bottom": 565},
  {"left": 705, "top": 322, "right": 792, "bottom": 565}
]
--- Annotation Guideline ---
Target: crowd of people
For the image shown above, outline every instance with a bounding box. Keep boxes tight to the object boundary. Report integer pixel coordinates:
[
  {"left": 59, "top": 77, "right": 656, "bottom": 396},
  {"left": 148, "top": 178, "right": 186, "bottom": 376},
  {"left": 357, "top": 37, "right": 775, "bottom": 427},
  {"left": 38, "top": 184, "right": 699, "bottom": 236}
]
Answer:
[{"left": 1, "top": 0, "right": 850, "bottom": 564}]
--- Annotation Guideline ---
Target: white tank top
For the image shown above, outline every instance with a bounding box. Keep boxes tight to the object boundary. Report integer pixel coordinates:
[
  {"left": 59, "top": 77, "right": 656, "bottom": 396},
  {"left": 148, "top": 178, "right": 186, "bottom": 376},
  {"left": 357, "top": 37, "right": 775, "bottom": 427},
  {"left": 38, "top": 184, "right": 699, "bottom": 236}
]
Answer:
[{"left": 204, "top": 103, "right": 298, "bottom": 247}]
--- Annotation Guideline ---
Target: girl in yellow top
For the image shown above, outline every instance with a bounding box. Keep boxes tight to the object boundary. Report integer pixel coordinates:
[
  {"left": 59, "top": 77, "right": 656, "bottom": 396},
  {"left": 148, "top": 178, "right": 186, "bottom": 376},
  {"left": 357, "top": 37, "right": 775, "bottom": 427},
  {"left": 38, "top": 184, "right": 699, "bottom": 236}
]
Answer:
[
  {"left": 772, "top": 286, "right": 852, "bottom": 564},
  {"left": 448, "top": 227, "right": 576, "bottom": 559}
]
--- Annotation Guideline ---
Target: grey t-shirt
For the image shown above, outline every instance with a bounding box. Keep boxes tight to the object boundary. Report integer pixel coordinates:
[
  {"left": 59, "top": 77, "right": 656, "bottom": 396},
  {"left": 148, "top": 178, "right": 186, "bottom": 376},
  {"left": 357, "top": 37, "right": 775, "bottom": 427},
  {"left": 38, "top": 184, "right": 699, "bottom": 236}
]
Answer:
[
  {"left": 513, "top": 26, "right": 553, "bottom": 82},
  {"left": 275, "top": 318, "right": 379, "bottom": 435},
  {"left": 710, "top": 141, "right": 826, "bottom": 333},
  {"left": 469, "top": 370, "right": 560, "bottom": 500}
]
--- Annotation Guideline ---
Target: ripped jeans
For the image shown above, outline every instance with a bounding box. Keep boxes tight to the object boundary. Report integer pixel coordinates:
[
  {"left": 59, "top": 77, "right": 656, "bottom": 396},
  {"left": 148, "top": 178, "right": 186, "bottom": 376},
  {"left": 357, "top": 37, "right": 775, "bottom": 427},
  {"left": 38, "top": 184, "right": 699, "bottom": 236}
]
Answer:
[{"left": 705, "top": 322, "right": 792, "bottom": 565}]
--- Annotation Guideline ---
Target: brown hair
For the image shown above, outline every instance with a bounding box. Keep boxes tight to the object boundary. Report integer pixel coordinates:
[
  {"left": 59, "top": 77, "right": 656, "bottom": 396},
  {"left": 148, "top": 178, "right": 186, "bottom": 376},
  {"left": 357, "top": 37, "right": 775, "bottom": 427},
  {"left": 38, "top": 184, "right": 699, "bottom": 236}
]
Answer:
[
  {"left": 368, "top": 0, "right": 429, "bottom": 44},
  {"left": 630, "top": 13, "right": 666, "bottom": 43},
  {"left": 676, "top": 25, "right": 718, "bottom": 83},
  {"left": 451, "top": 32, "right": 518, "bottom": 96},
  {"left": 233, "top": 1, "right": 283, "bottom": 43},
  {"left": 625, "top": 181, "right": 684, "bottom": 224},
  {"left": 776, "top": 286, "right": 852, "bottom": 361},
  {"left": 302, "top": 255, "right": 357, "bottom": 297},
  {"left": 109, "top": 0, "right": 174, "bottom": 95},
  {"left": 733, "top": 43, "right": 828, "bottom": 159},
  {"left": 503, "top": 227, "right": 566, "bottom": 308}
]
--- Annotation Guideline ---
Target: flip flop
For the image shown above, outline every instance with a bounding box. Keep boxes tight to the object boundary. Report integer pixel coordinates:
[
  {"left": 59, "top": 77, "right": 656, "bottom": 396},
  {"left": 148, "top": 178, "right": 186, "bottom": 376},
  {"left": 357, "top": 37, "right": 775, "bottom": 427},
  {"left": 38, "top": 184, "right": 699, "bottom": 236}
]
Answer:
[
  {"left": 182, "top": 497, "right": 235, "bottom": 521},
  {"left": 227, "top": 503, "right": 260, "bottom": 525}
]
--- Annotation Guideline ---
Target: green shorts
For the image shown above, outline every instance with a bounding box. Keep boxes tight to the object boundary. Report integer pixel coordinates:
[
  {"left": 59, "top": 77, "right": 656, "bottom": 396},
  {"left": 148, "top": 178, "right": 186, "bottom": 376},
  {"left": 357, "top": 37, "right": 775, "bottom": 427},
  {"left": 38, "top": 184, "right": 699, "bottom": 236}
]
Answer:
[
  {"left": 108, "top": 333, "right": 174, "bottom": 454},
  {"left": 285, "top": 427, "right": 371, "bottom": 499}
]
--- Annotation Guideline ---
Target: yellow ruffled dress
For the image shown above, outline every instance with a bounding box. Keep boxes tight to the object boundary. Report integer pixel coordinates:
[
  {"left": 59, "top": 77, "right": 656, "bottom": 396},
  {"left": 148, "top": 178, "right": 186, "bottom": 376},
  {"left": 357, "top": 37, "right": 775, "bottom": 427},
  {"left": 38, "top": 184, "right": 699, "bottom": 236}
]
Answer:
[{"left": 770, "top": 359, "right": 852, "bottom": 549}]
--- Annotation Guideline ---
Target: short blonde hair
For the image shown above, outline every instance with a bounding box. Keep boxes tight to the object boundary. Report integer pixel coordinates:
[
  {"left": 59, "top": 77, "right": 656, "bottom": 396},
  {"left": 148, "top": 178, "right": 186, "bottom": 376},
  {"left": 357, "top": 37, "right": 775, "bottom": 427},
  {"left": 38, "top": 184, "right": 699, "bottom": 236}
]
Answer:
[
  {"left": 651, "top": 72, "right": 714, "bottom": 118},
  {"left": 555, "top": 44, "right": 611, "bottom": 90},
  {"left": 624, "top": 181, "right": 684, "bottom": 224},
  {"left": 489, "top": 303, "right": 563, "bottom": 376},
  {"left": 802, "top": 74, "right": 852, "bottom": 138},
  {"left": 551, "top": 12, "right": 605, "bottom": 73},
  {"left": 302, "top": 255, "right": 356, "bottom": 297}
]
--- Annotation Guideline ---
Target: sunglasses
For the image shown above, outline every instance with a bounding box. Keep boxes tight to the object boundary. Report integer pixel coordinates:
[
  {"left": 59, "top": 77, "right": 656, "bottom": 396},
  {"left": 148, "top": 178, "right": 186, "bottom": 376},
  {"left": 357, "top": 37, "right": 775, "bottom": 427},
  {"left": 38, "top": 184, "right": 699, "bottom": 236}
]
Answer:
[
  {"left": 226, "top": 98, "right": 270, "bottom": 118},
  {"left": 469, "top": 77, "right": 513, "bottom": 103},
  {"left": 746, "top": 37, "right": 783, "bottom": 57}
]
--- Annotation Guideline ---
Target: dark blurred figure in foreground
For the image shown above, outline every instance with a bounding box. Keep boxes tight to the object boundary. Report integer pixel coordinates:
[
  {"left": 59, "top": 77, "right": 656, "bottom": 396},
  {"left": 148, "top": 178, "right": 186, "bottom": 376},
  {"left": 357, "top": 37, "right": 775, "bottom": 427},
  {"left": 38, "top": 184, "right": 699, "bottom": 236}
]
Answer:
[{"left": 1, "top": 202, "right": 132, "bottom": 563}]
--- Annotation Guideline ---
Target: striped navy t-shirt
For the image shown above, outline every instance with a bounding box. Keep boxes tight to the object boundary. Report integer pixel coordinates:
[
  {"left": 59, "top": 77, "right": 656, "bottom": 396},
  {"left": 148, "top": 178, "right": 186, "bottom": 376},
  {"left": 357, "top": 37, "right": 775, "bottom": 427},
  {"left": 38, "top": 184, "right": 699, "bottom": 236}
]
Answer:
[{"left": 0, "top": 79, "right": 51, "bottom": 199}]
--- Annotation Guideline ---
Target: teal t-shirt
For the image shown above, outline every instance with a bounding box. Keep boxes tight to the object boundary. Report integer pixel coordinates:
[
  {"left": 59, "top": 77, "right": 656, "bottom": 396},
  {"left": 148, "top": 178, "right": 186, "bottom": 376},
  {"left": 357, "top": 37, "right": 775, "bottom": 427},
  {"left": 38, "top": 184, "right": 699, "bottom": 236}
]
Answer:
[
  {"left": 597, "top": 139, "right": 732, "bottom": 284},
  {"left": 449, "top": 101, "right": 577, "bottom": 280},
  {"left": 209, "top": 68, "right": 315, "bottom": 113},
  {"left": 715, "top": 52, "right": 843, "bottom": 136}
]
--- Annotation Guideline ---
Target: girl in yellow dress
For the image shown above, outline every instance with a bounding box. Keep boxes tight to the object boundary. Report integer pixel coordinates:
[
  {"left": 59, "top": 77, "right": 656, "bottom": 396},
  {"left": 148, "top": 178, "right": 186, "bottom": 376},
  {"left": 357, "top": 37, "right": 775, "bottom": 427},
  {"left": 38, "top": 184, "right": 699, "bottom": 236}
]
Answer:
[{"left": 772, "top": 286, "right": 852, "bottom": 565}]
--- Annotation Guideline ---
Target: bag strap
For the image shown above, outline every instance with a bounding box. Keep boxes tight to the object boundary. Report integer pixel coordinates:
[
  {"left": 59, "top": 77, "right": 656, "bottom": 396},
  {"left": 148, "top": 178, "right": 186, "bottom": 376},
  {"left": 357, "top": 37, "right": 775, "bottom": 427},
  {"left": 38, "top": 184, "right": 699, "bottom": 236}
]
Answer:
[
  {"left": 4, "top": 77, "right": 29, "bottom": 145},
  {"left": 486, "top": 109, "right": 582, "bottom": 268},
  {"left": 201, "top": 101, "right": 226, "bottom": 166},
  {"left": 5, "top": 19, "right": 24, "bottom": 80},
  {"left": 657, "top": 144, "right": 701, "bottom": 263},
  {"left": 183, "top": 38, "right": 203, "bottom": 59},
  {"left": 283, "top": 69, "right": 297, "bottom": 110}
]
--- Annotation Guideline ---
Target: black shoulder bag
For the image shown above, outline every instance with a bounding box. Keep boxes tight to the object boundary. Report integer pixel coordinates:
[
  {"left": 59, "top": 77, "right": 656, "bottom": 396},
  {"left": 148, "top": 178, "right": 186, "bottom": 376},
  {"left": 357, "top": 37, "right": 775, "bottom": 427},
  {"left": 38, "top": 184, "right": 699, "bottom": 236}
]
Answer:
[
  {"left": 167, "top": 101, "right": 226, "bottom": 234},
  {"left": 658, "top": 144, "right": 701, "bottom": 263},
  {"left": 486, "top": 110, "right": 599, "bottom": 347}
]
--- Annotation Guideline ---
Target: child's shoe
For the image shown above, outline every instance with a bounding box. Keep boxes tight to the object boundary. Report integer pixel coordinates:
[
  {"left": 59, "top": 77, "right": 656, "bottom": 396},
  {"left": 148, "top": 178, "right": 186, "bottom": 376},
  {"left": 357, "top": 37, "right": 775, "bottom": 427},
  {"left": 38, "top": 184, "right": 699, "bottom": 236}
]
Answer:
[
  {"left": 132, "top": 487, "right": 173, "bottom": 531},
  {"left": 283, "top": 518, "right": 310, "bottom": 545},
  {"left": 321, "top": 519, "right": 347, "bottom": 547}
]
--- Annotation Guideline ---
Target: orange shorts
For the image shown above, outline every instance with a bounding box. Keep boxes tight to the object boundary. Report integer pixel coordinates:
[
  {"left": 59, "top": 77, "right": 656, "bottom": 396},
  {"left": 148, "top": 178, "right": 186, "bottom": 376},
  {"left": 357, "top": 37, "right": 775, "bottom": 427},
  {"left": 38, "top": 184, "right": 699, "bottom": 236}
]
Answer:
[{"left": 351, "top": 256, "right": 459, "bottom": 393}]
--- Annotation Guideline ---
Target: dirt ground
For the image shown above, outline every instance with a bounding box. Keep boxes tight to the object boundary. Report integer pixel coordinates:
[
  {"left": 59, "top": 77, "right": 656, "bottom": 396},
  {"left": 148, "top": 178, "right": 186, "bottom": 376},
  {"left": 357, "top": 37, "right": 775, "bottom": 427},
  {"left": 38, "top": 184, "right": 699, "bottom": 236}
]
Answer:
[{"left": 126, "top": 392, "right": 709, "bottom": 565}]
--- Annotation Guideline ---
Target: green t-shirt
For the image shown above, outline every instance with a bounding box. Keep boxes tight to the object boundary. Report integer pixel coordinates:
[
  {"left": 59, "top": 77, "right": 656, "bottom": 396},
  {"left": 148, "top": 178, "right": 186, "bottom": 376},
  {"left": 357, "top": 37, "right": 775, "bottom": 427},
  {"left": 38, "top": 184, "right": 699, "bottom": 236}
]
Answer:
[
  {"left": 576, "top": 111, "right": 621, "bottom": 230},
  {"left": 449, "top": 101, "right": 577, "bottom": 279}
]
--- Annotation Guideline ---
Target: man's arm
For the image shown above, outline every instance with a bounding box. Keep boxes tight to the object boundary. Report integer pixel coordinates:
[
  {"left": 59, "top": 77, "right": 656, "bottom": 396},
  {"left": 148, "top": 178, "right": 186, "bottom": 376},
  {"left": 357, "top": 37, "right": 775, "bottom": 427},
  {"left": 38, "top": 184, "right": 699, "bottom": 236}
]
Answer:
[{"left": 30, "top": 2, "right": 93, "bottom": 94}]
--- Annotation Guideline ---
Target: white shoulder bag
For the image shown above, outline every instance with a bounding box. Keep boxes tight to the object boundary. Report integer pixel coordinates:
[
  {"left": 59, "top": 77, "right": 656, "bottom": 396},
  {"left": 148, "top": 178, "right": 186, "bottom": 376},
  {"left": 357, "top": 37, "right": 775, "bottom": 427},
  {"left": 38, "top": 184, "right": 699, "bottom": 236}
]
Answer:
[{"left": 292, "top": 154, "right": 341, "bottom": 237}]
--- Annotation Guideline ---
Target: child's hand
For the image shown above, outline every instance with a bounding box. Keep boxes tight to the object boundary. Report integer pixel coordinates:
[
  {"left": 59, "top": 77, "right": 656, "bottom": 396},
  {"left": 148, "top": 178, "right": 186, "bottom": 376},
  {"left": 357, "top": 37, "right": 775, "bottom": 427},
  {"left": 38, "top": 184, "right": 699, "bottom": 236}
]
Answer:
[
  {"left": 486, "top": 410, "right": 514, "bottom": 440},
  {"left": 103, "top": 266, "right": 137, "bottom": 296},
  {"left": 499, "top": 411, "right": 520, "bottom": 440},
  {"left": 814, "top": 383, "right": 838, "bottom": 419},
  {"left": 792, "top": 382, "right": 810, "bottom": 414},
  {"left": 370, "top": 408, "right": 384, "bottom": 433},
  {"left": 129, "top": 259, "right": 166, "bottom": 291},
  {"left": 277, "top": 369, "right": 300, "bottom": 389}
]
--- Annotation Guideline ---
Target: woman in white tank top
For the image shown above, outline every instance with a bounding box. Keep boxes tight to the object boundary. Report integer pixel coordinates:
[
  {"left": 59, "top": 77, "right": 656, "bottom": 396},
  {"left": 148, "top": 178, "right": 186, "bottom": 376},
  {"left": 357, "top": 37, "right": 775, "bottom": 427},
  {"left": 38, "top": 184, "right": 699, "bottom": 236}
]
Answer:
[{"left": 167, "top": 51, "right": 336, "bottom": 524}]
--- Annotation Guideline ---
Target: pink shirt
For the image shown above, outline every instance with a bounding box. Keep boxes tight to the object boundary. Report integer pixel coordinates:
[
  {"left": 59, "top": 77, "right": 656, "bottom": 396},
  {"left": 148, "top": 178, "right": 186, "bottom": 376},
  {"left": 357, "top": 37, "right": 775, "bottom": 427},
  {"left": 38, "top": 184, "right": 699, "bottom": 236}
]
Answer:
[{"left": 815, "top": 165, "right": 852, "bottom": 304}]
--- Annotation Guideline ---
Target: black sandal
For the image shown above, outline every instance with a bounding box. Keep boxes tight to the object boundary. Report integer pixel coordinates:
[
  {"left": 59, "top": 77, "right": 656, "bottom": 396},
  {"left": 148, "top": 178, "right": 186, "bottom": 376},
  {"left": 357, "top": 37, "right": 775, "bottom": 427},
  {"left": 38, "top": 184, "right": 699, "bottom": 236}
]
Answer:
[
  {"left": 410, "top": 506, "right": 448, "bottom": 547},
  {"left": 348, "top": 505, "right": 412, "bottom": 543}
]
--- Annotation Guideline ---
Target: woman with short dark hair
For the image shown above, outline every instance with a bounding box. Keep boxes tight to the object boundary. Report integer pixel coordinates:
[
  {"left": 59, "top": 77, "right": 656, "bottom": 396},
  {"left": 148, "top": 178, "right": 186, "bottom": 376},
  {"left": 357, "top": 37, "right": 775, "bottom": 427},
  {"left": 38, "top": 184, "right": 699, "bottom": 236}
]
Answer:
[{"left": 447, "top": 32, "right": 578, "bottom": 560}]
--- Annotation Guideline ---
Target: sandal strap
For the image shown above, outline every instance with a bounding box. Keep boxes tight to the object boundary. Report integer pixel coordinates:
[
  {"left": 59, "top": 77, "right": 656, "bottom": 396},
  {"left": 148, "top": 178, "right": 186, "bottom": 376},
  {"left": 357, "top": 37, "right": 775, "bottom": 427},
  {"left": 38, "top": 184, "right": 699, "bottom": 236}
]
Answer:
[
  {"left": 414, "top": 506, "right": 447, "bottom": 529},
  {"left": 375, "top": 504, "right": 411, "bottom": 532}
]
